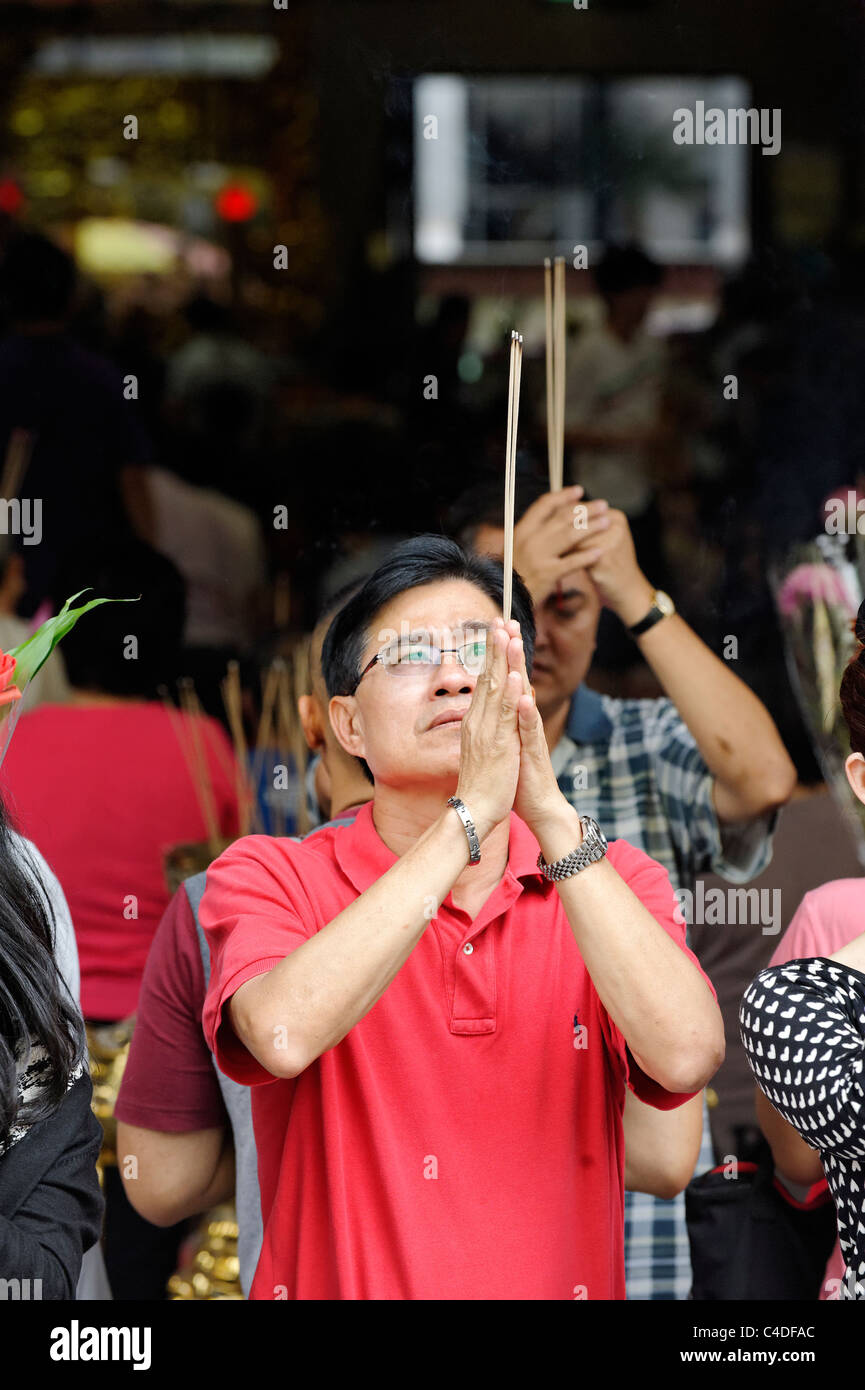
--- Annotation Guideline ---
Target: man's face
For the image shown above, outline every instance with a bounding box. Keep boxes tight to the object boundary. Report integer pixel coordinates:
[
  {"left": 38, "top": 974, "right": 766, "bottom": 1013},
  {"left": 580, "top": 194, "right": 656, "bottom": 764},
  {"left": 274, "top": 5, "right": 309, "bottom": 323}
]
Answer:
[
  {"left": 329, "top": 579, "right": 501, "bottom": 794},
  {"left": 472, "top": 524, "right": 600, "bottom": 716},
  {"left": 530, "top": 570, "right": 600, "bottom": 715}
]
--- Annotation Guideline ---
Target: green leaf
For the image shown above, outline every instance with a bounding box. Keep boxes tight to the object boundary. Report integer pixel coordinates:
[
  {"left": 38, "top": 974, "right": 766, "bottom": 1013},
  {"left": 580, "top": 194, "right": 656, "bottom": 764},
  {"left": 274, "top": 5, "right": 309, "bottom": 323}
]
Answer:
[{"left": 6, "top": 589, "right": 139, "bottom": 691}]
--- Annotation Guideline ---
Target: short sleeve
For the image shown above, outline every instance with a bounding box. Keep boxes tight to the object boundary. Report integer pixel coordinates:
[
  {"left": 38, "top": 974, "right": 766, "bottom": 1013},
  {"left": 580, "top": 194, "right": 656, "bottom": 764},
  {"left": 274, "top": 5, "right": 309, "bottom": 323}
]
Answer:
[
  {"left": 114, "top": 888, "right": 227, "bottom": 1132},
  {"left": 200, "top": 836, "right": 315, "bottom": 1086},
  {"left": 599, "top": 839, "right": 719, "bottom": 1111},
  {"left": 769, "top": 894, "right": 822, "bottom": 970},
  {"left": 647, "top": 697, "right": 775, "bottom": 885}
]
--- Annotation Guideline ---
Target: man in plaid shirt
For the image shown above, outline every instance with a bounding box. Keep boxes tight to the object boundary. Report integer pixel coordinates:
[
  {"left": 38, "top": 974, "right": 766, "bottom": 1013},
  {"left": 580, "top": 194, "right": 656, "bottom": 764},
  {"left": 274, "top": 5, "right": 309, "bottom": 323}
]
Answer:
[{"left": 456, "top": 477, "right": 796, "bottom": 1298}]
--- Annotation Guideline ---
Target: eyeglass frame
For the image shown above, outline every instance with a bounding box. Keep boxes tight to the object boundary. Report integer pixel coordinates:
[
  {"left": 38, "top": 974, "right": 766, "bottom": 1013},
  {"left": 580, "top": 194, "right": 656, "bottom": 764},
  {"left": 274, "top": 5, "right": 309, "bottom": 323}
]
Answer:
[{"left": 352, "top": 626, "right": 491, "bottom": 694}]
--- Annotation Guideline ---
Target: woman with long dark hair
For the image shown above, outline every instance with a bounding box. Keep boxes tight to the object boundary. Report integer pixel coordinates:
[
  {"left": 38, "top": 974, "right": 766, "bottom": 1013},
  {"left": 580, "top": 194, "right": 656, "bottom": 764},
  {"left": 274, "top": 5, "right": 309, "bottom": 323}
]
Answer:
[
  {"left": 0, "top": 788, "right": 103, "bottom": 1296},
  {"left": 740, "top": 596, "right": 865, "bottom": 1299}
]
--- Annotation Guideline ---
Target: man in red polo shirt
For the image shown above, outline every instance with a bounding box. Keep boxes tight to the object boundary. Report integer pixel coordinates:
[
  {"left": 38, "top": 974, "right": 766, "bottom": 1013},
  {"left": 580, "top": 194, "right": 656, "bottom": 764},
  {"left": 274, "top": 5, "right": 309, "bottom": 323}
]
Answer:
[{"left": 201, "top": 536, "right": 724, "bottom": 1300}]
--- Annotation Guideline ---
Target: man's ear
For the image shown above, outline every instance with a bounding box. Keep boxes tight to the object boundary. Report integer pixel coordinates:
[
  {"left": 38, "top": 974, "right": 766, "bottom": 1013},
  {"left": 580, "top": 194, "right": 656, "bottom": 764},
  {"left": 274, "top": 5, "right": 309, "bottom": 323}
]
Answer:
[
  {"left": 329, "top": 694, "right": 366, "bottom": 761},
  {"left": 297, "top": 694, "right": 326, "bottom": 753},
  {"left": 845, "top": 751, "right": 865, "bottom": 806}
]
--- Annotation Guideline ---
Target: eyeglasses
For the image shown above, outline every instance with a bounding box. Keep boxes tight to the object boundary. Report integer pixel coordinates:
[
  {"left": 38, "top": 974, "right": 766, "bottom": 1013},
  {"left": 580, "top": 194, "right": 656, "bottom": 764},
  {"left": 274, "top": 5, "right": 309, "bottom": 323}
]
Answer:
[{"left": 354, "top": 633, "right": 489, "bottom": 690}]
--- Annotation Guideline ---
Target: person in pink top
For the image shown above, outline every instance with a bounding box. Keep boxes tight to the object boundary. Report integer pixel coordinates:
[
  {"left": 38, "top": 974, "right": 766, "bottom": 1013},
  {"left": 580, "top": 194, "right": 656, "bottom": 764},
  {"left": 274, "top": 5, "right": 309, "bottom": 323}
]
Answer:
[
  {"left": 765, "top": 880, "right": 863, "bottom": 1299},
  {"left": 1, "top": 541, "right": 238, "bottom": 1025}
]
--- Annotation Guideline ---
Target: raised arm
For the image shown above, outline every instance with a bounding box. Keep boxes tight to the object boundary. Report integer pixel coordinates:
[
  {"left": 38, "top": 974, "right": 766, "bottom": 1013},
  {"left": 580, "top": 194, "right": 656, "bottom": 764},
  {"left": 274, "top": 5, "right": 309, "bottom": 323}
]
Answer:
[{"left": 536, "top": 500, "right": 797, "bottom": 820}]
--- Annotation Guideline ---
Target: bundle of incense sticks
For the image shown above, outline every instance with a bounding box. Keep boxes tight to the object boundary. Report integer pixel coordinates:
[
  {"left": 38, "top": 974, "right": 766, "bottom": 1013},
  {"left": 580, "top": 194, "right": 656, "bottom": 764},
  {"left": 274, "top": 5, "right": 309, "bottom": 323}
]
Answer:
[
  {"left": 246, "top": 647, "right": 311, "bottom": 836},
  {"left": 544, "top": 255, "right": 566, "bottom": 492},
  {"left": 163, "top": 647, "right": 314, "bottom": 846},
  {"left": 220, "top": 660, "right": 254, "bottom": 837},
  {"left": 161, "top": 681, "right": 223, "bottom": 860},
  {"left": 502, "top": 329, "right": 523, "bottom": 623}
]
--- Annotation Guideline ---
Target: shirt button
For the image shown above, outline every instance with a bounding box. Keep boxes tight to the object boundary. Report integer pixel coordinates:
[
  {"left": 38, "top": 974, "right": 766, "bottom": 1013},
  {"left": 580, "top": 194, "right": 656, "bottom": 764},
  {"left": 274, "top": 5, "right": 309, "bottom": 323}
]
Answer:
[{"left": 463, "top": 942, "right": 474, "bottom": 955}]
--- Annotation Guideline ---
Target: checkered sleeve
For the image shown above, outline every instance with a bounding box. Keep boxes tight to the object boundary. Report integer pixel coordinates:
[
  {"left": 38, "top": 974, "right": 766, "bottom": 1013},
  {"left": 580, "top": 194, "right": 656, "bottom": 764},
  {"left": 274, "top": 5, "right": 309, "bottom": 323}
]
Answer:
[{"left": 646, "top": 697, "right": 776, "bottom": 886}]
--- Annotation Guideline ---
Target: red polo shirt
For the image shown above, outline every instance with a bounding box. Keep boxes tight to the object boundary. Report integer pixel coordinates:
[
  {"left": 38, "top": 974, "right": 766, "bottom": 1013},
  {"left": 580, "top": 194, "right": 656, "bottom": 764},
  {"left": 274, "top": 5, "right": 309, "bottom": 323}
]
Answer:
[{"left": 201, "top": 802, "right": 714, "bottom": 1300}]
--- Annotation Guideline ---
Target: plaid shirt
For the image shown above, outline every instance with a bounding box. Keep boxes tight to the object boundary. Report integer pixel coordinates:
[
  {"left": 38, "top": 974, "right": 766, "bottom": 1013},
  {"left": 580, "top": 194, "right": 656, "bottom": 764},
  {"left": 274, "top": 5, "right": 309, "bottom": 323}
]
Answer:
[{"left": 554, "top": 685, "right": 776, "bottom": 1300}]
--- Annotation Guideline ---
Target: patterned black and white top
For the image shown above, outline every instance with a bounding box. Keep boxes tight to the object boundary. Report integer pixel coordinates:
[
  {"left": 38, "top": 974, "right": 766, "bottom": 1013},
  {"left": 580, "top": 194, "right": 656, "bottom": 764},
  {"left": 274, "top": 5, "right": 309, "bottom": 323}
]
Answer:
[{"left": 740, "top": 957, "right": 865, "bottom": 1299}]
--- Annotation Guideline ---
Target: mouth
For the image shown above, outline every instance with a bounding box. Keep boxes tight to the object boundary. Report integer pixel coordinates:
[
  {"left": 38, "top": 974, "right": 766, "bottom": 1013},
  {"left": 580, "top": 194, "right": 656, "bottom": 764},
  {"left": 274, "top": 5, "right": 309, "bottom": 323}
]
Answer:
[{"left": 428, "top": 709, "right": 468, "bottom": 730}]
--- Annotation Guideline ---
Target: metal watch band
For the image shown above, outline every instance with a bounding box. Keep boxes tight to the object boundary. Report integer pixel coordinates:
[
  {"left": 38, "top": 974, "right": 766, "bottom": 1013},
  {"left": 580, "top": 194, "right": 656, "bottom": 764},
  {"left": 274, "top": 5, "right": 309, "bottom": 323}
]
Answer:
[
  {"left": 447, "top": 796, "right": 481, "bottom": 865},
  {"left": 537, "top": 815, "right": 608, "bottom": 881}
]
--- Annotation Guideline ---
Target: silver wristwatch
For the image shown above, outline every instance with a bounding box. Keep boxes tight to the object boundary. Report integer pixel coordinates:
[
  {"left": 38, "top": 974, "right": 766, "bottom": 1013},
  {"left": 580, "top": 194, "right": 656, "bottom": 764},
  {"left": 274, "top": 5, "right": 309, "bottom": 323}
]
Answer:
[{"left": 537, "top": 815, "right": 608, "bottom": 880}]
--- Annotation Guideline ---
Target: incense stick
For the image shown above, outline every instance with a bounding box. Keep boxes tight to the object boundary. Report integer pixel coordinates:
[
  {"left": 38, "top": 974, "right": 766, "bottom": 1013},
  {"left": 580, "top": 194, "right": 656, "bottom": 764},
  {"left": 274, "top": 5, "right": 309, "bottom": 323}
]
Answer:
[
  {"left": 553, "top": 255, "right": 566, "bottom": 491},
  {"left": 502, "top": 329, "right": 523, "bottom": 622},
  {"left": 544, "top": 259, "right": 555, "bottom": 487}
]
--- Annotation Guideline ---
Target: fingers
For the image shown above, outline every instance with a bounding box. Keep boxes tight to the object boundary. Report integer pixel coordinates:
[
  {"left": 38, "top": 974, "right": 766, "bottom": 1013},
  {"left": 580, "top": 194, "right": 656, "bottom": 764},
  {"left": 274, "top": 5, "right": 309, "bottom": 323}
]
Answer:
[
  {"left": 556, "top": 500, "right": 610, "bottom": 555},
  {"left": 471, "top": 620, "right": 508, "bottom": 722},
  {"left": 500, "top": 620, "right": 532, "bottom": 696},
  {"left": 517, "top": 485, "right": 584, "bottom": 540}
]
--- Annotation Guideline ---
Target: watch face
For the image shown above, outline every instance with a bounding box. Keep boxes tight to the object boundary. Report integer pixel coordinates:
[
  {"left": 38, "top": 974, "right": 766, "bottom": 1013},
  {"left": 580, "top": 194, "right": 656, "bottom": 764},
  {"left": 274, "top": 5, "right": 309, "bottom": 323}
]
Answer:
[
  {"left": 655, "top": 590, "right": 675, "bottom": 617},
  {"left": 582, "top": 816, "right": 607, "bottom": 850}
]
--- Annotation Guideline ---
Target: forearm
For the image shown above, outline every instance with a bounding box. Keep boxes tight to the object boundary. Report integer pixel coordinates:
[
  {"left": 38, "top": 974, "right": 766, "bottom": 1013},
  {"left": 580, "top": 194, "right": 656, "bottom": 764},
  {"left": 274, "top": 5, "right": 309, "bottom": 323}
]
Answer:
[
  {"left": 231, "top": 807, "right": 472, "bottom": 1077},
  {"left": 625, "top": 602, "right": 795, "bottom": 814},
  {"left": 624, "top": 1090, "right": 704, "bottom": 1199},
  {"left": 118, "top": 1122, "right": 235, "bottom": 1227},
  {"left": 754, "top": 1087, "right": 823, "bottom": 1186},
  {"left": 537, "top": 807, "right": 724, "bottom": 1094}
]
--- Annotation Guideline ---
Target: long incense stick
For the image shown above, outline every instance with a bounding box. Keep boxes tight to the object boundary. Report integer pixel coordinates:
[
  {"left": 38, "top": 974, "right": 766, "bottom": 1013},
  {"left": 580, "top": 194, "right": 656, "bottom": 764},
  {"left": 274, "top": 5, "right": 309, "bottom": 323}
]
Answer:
[
  {"left": 544, "top": 258, "right": 555, "bottom": 487},
  {"left": 502, "top": 329, "right": 523, "bottom": 622},
  {"left": 553, "top": 255, "right": 566, "bottom": 491}
]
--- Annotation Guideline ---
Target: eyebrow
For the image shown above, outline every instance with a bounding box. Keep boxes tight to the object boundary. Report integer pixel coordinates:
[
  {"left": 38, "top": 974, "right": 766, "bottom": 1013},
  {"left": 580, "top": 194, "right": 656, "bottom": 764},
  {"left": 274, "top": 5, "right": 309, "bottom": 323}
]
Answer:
[
  {"left": 400, "top": 621, "right": 494, "bottom": 642},
  {"left": 549, "top": 590, "right": 585, "bottom": 605}
]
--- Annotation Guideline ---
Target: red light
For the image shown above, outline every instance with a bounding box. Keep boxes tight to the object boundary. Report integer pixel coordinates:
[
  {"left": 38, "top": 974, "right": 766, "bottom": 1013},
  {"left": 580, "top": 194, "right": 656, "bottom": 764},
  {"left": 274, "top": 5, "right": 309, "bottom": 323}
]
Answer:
[
  {"left": 0, "top": 181, "right": 23, "bottom": 215},
  {"left": 215, "top": 184, "right": 258, "bottom": 224}
]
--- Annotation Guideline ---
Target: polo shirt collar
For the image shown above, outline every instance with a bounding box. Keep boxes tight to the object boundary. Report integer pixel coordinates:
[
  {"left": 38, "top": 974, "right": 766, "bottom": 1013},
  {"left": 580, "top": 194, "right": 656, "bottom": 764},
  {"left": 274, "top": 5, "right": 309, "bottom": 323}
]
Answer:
[
  {"left": 565, "top": 683, "right": 613, "bottom": 744},
  {"left": 333, "top": 800, "right": 545, "bottom": 895}
]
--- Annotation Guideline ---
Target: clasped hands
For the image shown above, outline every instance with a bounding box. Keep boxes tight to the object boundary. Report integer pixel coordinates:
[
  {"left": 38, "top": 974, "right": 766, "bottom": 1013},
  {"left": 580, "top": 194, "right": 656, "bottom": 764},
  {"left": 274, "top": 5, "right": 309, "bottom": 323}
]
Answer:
[{"left": 454, "top": 617, "right": 578, "bottom": 846}]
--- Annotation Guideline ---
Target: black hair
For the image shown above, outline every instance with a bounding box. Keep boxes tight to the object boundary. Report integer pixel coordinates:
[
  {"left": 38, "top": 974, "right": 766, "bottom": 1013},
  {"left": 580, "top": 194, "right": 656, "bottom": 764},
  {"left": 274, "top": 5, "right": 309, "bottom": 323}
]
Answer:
[
  {"left": 0, "top": 798, "right": 85, "bottom": 1148},
  {"left": 0, "top": 232, "right": 77, "bottom": 325},
  {"left": 840, "top": 598, "right": 865, "bottom": 756},
  {"left": 321, "top": 535, "right": 535, "bottom": 783},
  {"left": 445, "top": 472, "right": 550, "bottom": 550},
  {"left": 52, "top": 539, "right": 186, "bottom": 699},
  {"left": 593, "top": 243, "right": 663, "bottom": 298}
]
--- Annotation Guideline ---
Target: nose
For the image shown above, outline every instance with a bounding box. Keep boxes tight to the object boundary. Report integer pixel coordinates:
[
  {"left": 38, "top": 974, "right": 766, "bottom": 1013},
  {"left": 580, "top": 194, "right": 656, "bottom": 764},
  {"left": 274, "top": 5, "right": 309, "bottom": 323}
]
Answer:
[
  {"left": 533, "top": 608, "right": 552, "bottom": 652},
  {"left": 434, "top": 651, "right": 474, "bottom": 696}
]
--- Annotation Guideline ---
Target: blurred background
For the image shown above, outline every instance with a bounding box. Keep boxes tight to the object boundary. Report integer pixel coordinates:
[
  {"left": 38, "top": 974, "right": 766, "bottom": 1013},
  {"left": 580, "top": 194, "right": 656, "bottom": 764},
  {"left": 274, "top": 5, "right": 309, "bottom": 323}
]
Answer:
[{"left": 1, "top": 2, "right": 862, "bottom": 724}]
